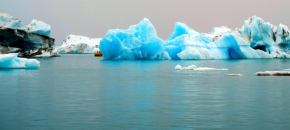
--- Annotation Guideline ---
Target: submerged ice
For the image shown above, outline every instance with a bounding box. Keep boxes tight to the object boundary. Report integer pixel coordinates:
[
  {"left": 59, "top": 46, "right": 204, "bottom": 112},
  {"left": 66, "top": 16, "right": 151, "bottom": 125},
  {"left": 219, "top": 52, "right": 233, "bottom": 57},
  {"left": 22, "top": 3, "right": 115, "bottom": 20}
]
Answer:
[
  {"left": 0, "top": 54, "right": 40, "bottom": 69},
  {"left": 100, "top": 16, "right": 290, "bottom": 60}
]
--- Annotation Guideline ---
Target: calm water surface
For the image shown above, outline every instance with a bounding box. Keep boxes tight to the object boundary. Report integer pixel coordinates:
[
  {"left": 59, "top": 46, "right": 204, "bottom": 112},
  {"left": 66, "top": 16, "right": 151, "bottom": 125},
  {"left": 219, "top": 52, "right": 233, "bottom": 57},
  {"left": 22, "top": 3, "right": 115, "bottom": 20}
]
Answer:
[{"left": 0, "top": 54, "right": 290, "bottom": 129}]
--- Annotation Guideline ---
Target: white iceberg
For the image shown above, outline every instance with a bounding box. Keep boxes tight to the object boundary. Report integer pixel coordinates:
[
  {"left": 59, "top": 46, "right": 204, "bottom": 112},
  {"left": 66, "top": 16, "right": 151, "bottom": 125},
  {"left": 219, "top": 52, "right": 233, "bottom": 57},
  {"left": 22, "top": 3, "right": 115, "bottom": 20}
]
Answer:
[
  {"left": 53, "top": 35, "right": 101, "bottom": 54},
  {"left": 0, "top": 54, "right": 40, "bottom": 69},
  {"left": 99, "top": 16, "right": 290, "bottom": 60}
]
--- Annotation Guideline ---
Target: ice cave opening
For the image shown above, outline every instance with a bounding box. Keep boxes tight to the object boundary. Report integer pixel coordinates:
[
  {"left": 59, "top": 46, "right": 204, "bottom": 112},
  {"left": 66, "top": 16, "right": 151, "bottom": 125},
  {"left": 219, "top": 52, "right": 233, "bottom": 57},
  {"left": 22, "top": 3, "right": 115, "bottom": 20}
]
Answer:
[{"left": 253, "top": 45, "right": 267, "bottom": 52}]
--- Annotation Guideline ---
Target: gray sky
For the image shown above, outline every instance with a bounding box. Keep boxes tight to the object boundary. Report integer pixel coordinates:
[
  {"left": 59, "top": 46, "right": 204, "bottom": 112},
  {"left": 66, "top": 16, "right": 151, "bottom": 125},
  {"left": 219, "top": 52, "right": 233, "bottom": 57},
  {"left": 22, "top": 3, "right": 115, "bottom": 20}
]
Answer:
[{"left": 3, "top": 0, "right": 290, "bottom": 45}]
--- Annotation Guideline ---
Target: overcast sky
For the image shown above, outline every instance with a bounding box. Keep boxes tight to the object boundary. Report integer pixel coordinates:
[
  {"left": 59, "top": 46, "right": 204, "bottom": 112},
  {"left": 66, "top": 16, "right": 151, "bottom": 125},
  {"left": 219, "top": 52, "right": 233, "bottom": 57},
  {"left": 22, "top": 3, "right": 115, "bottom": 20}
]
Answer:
[{"left": 3, "top": 0, "right": 290, "bottom": 45}]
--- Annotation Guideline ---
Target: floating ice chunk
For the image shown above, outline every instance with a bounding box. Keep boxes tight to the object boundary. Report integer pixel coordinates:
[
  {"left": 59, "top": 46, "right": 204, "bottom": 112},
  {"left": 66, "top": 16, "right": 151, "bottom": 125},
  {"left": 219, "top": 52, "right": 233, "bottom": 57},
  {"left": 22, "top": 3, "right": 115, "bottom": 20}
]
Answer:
[
  {"left": 53, "top": 35, "right": 101, "bottom": 54},
  {"left": 0, "top": 54, "right": 40, "bottom": 69},
  {"left": 99, "top": 18, "right": 171, "bottom": 60},
  {"left": 174, "top": 64, "right": 197, "bottom": 70},
  {"left": 27, "top": 19, "right": 51, "bottom": 37},
  {"left": 174, "top": 64, "right": 226, "bottom": 71},
  {"left": 224, "top": 74, "right": 243, "bottom": 76},
  {"left": 175, "top": 64, "right": 182, "bottom": 70},
  {"left": 193, "top": 67, "right": 228, "bottom": 71}
]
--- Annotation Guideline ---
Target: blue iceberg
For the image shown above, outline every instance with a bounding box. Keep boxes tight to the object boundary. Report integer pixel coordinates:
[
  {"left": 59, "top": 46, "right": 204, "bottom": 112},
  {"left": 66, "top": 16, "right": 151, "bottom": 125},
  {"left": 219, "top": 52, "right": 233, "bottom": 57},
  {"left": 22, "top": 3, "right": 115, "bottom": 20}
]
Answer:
[
  {"left": 0, "top": 54, "right": 40, "bottom": 69},
  {"left": 99, "top": 18, "right": 170, "bottom": 60},
  {"left": 100, "top": 16, "right": 290, "bottom": 60}
]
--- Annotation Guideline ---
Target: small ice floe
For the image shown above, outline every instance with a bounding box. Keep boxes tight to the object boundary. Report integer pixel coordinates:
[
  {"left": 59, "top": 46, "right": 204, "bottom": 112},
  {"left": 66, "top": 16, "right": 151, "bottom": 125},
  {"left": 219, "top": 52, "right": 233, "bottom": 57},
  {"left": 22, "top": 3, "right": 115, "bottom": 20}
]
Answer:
[
  {"left": 0, "top": 54, "right": 40, "bottom": 69},
  {"left": 255, "top": 71, "right": 290, "bottom": 76},
  {"left": 224, "top": 74, "right": 243, "bottom": 76},
  {"left": 174, "top": 64, "right": 228, "bottom": 71},
  {"left": 193, "top": 67, "right": 228, "bottom": 71},
  {"left": 175, "top": 64, "right": 197, "bottom": 70}
]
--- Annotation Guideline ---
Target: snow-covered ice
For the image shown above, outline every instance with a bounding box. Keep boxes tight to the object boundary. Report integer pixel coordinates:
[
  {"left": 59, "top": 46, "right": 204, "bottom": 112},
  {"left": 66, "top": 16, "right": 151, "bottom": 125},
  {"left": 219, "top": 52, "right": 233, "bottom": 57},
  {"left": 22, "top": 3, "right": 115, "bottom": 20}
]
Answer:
[
  {"left": 53, "top": 35, "right": 101, "bottom": 54},
  {"left": 100, "top": 16, "right": 290, "bottom": 60},
  {"left": 0, "top": 54, "right": 40, "bottom": 69}
]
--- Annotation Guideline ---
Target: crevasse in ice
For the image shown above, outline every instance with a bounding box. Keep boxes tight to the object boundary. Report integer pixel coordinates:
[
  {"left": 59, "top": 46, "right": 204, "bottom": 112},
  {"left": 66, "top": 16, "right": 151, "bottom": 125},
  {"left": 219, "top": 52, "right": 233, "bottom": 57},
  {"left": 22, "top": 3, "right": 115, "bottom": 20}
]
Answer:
[
  {"left": 53, "top": 35, "right": 101, "bottom": 54},
  {"left": 100, "top": 16, "right": 290, "bottom": 60},
  {"left": 0, "top": 54, "right": 40, "bottom": 69},
  {"left": 99, "top": 18, "right": 171, "bottom": 60}
]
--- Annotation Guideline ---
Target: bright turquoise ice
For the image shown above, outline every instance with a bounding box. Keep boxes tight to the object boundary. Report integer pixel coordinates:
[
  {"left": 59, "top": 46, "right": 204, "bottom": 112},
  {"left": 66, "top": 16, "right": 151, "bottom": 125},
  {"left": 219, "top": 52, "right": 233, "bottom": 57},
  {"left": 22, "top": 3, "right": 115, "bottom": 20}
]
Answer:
[
  {"left": 0, "top": 54, "right": 40, "bottom": 69},
  {"left": 100, "top": 16, "right": 290, "bottom": 60},
  {"left": 99, "top": 18, "right": 170, "bottom": 60}
]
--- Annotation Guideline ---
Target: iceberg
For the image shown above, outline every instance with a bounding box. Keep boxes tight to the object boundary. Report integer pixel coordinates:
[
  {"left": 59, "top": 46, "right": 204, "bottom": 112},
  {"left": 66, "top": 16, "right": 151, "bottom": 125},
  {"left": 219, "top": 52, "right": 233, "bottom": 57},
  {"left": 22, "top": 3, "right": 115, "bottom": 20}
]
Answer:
[
  {"left": 99, "top": 18, "right": 170, "bottom": 60},
  {"left": 165, "top": 21, "right": 274, "bottom": 60},
  {"left": 100, "top": 16, "right": 290, "bottom": 60},
  {"left": 0, "top": 12, "right": 55, "bottom": 57},
  {"left": 0, "top": 54, "right": 40, "bottom": 69},
  {"left": 53, "top": 35, "right": 101, "bottom": 54}
]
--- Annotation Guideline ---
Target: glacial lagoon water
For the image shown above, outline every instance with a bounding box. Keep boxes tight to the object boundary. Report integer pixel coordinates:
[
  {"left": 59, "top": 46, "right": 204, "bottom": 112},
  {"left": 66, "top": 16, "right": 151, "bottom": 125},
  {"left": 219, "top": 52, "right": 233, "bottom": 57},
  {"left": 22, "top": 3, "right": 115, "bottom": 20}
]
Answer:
[{"left": 0, "top": 54, "right": 290, "bottom": 129}]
